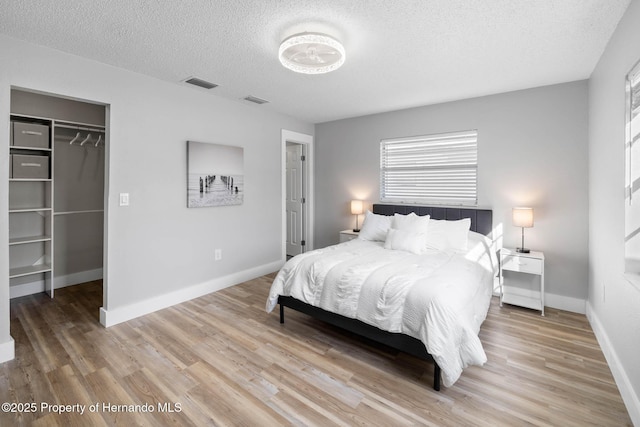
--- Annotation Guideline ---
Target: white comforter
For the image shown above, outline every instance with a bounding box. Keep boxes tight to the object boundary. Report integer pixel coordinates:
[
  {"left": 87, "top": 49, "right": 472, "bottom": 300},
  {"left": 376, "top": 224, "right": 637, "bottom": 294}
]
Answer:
[{"left": 266, "top": 233, "right": 497, "bottom": 387}]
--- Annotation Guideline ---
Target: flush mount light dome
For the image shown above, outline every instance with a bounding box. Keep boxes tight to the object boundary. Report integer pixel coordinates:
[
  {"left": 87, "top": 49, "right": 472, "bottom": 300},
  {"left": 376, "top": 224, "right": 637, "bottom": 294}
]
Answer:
[{"left": 279, "top": 32, "right": 345, "bottom": 74}]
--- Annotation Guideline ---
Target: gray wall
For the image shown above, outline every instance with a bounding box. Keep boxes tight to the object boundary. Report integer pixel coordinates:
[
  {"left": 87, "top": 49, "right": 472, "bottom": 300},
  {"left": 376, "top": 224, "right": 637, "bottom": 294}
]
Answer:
[
  {"left": 315, "top": 81, "right": 589, "bottom": 310},
  {"left": 0, "top": 34, "right": 313, "bottom": 354},
  {"left": 588, "top": 0, "right": 640, "bottom": 422}
]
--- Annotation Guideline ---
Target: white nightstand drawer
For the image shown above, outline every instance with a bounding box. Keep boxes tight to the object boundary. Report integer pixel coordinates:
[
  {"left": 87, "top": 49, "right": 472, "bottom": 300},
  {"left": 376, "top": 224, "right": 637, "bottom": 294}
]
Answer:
[{"left": 501, "top": 255, "right": 543, "bottom": 275}]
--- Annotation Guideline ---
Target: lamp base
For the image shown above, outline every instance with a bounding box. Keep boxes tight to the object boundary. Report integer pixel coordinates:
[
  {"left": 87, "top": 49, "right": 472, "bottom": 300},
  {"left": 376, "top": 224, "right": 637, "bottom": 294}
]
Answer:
[
  {"left": 516, "top": 247, "right": 530, "bottom": 253},
  {"left": 353, "top": 228, "right": 360, "bottom": 232}
]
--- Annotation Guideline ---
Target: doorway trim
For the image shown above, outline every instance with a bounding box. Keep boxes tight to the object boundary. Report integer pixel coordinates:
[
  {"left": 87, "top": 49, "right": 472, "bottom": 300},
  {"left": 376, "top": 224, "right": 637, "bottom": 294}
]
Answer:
[{"left": 281, "top": 129, "right": 314, "bottom": 262}]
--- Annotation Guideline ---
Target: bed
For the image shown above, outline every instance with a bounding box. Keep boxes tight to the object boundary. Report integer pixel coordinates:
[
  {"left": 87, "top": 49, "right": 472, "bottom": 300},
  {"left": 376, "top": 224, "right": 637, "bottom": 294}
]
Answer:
[{"left": 266, "top": 204, "right": 495, "bottom": 390}]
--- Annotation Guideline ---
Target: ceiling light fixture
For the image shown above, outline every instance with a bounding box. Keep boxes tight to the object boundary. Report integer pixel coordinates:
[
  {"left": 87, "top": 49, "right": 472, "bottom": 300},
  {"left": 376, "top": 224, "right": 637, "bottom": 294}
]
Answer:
[{"left": 279, "top": 32, "right": 345, "bottom": 75}]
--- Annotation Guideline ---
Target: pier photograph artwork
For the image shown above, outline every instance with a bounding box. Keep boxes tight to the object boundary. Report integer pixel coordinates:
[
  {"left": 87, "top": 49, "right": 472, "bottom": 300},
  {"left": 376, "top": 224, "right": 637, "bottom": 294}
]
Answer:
[{"left": 187, "top": 141, "right": 244, "bottom": 208}]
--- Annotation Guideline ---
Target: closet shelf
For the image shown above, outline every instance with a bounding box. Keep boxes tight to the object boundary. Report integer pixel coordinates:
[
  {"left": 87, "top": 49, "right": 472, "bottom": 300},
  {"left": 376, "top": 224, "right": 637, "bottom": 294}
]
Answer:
[
  {"left": 54, "top": 210, "right": 104, "bottom": 216},
  {"left": 10, "top": 145, "right": 52, "bottom": 152},
  {"left": 10, "top": 178, "right": 52, "bottom": 182},
  {"left": 54, "top": 121, "right": 105, "bottom": 132},
  {"left": 9, "top": 207, "right": 52, "bottom": 214},
  {"left": 9, "top": 235, "right": 52, "bottom": 245},
  {"left": 9, "top": 264, "right": 52, "bottom": 279},
  {"left": 10, "top": 113, "right": 51, "bottom": 123}
]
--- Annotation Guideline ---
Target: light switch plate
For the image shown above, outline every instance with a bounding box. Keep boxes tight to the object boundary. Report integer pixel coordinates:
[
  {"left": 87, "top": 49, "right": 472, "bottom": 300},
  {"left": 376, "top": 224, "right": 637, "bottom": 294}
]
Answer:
[{"left": 119, "top": 193, "right": 129, "bottom": 206}]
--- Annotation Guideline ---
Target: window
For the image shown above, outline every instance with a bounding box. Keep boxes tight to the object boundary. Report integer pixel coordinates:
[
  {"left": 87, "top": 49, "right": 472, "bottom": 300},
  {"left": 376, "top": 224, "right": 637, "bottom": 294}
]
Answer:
[
  {"left": 625, "top": 59, "right": 640, "bottom": 277},
  {"left": 380, "top": 130, "right": 478, "bottom": 206}
]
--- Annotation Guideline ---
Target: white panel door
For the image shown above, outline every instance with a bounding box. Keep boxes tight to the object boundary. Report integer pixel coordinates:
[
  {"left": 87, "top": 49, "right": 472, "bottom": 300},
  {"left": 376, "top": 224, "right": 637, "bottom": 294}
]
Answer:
[{"left": 286, "top": 144, "right": 304, "bottom": 257}]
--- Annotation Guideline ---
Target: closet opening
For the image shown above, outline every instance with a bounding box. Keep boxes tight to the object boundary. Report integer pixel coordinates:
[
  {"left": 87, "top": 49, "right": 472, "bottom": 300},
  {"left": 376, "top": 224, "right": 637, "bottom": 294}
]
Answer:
[{"left": 8, "top": 88, "right": 108, "bottom": 323}]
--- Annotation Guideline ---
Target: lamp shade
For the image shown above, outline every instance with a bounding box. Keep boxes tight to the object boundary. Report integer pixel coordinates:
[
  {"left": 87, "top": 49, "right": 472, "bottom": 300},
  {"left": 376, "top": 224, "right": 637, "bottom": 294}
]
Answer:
[
  {"left": 512, "top": 207, "right": 534, "bottom": 228},
  {"left": 351, "top": 200, "right": 364, "bottom": 215}
]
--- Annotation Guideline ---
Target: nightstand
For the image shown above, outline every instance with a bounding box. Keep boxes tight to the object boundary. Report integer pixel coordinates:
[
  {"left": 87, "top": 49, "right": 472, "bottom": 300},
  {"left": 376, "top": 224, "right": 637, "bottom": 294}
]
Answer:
[
  {"left": 500, "top": 248, "right": 545, "bottom": 316},
  {"left": 339, "top": 229, "right": 359, "bottom": 243}
]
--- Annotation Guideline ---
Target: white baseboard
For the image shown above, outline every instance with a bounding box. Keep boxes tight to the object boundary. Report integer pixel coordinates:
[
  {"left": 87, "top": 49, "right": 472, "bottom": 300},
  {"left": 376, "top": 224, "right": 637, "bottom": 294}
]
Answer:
[
  {"left": 100, "top": 260, "right": 283, "bottom": 327},
  {"left": 9, "top": 268, "right": 104, "bottom": 299},
  {"left": 586, "top": 302, "right": 640, "bottom": 426},
  {"left": 545, "top": 292, "right": 586, "bottom": 314},
  {"left": 0, "top": 338, "right": 15, "bottom": 363},
  {"left": 492, "top": 287, "right": 586, "bottom": 314},
  {"left": 10, "top": 280, "right": 45, "bottom": 299},
  {"left": 54, "top": 268, "right": 103, "bottom": 289}
]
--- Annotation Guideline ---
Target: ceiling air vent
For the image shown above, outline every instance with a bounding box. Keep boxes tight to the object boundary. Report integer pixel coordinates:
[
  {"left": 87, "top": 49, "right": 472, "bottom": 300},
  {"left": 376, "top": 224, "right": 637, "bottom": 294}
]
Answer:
[
  {"left": 184, "top": 77, "right": 218, "bottom": 89},
  {"left": 243, "top": 95, "right": 269, "bottom": 105}
]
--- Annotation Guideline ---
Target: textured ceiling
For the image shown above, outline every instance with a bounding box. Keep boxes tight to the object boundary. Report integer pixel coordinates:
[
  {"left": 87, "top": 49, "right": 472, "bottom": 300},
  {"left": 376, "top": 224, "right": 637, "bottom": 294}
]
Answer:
[{"left": 0, "top": 0, "right": 631, "bottom": 123}]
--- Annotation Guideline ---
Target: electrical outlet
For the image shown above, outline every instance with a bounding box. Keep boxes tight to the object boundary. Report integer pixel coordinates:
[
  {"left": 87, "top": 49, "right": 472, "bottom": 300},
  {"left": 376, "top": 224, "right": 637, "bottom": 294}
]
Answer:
[{"left": 214, "top": 249, "right": 222, "bottom": 261}]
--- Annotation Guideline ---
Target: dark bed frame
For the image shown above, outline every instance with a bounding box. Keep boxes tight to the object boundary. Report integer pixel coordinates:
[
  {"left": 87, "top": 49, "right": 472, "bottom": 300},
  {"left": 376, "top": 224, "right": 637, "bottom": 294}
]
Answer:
[{"left": 277, "top": 203, "right": 493, "bottom": 391}]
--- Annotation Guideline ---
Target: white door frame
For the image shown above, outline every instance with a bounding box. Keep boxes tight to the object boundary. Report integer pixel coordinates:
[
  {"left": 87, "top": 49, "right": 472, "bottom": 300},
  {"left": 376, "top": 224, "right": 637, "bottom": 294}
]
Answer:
[{"left": 281, "top": 129, "right": 313, "bottom": 262}]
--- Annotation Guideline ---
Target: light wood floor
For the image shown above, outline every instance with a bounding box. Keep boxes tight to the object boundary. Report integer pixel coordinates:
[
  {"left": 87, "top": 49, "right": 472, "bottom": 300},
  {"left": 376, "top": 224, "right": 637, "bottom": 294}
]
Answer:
[{"left": 0, "top": 275, "right": 632, "bottom": 426}]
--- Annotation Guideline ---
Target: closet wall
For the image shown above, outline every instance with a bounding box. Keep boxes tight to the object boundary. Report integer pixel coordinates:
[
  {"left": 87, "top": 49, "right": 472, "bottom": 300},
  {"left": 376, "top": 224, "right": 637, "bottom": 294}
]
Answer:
[{"left": 10, "top": 89, "right": 106, "bottom": 296}]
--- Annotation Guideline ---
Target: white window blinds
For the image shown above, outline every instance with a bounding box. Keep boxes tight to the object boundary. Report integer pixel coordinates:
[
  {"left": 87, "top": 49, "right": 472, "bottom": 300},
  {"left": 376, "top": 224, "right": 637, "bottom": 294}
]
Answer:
[{"left": 380, "top": 130, "right": 478, "bottom": 205}]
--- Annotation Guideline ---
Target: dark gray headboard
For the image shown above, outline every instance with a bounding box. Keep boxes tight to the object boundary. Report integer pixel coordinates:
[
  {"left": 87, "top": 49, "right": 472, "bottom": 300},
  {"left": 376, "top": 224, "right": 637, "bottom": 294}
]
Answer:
[{"left": 372, "top": 204, "right": 493, "bottom": 236}]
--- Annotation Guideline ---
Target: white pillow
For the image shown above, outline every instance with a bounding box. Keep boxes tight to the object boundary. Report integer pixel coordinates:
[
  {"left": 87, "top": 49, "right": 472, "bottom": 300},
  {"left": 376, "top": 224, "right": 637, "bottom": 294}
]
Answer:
[
  {"left": 392, "top": 212, "right": 430, "bottom": 234},
  {"left": 358, "top": 211, "right": 392, "bottom": 241},
  {"left": 384, "top": 228, "right": 427, "bottom": 254},
  {"left": 424, "top": 218, "right": 471, "bottom": 251}
]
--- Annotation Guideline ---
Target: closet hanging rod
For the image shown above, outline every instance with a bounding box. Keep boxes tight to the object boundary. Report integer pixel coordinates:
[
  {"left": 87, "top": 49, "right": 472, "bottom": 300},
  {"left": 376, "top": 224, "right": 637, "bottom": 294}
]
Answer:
[{"left": 55, "top": 123, "right": 105, "bottom": 133}]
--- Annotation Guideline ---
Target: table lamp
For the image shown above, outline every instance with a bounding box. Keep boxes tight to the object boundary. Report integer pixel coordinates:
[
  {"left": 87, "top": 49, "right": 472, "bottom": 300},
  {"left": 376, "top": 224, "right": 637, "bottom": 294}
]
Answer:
[
  {"left": 512, "top": 207, "right": 533, "bottom": 253},
  {"left": 351, "top": 200, "right": 364, "bottom": 232}
]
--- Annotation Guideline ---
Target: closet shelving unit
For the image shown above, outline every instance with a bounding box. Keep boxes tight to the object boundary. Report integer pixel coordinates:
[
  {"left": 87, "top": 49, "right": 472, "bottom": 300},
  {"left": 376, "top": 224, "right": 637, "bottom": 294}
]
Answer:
[
  {"left": 9, "top": 114, "right": 54, "bottom": 295},
  {"left": 8, "top": 113, "right": 105, "bottom": 298}
]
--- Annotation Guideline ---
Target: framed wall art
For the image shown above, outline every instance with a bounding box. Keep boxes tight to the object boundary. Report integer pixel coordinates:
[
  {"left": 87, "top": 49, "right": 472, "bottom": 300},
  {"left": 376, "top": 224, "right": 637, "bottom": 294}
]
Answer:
[{"left": 187, "top": 141, "right": 244, "bottom": 208}]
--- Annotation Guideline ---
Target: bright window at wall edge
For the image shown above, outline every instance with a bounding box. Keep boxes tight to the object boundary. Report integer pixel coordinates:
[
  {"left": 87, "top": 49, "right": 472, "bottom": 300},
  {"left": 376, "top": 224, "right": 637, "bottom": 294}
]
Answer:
[
  {"left": 624, "top": 57, "right": 640, "bottom": 291},
  {"left": 380, "top": 130, "right": 478, "bottom": 206}
]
